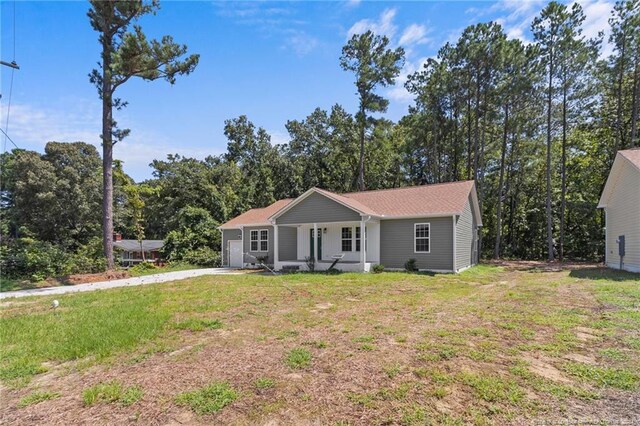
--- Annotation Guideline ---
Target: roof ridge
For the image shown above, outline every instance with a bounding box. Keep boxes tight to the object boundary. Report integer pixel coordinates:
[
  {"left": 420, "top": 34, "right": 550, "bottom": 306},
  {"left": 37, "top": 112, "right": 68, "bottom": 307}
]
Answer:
[{"left": 340, "top": 180, "right": 474, "bottom": 197}]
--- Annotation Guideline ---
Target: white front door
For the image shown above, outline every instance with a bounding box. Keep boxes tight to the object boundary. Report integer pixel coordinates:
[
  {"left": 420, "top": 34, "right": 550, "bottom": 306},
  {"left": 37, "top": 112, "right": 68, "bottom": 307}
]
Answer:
[{"left": 229, "top": 240, "right": 243, "bottom": 268}]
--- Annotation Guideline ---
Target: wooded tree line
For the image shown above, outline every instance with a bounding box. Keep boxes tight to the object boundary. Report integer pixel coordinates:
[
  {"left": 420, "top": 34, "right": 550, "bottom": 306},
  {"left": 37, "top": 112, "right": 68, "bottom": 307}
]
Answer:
[{"left": 1, "top": 0, "right": 638, "bottom": 279}]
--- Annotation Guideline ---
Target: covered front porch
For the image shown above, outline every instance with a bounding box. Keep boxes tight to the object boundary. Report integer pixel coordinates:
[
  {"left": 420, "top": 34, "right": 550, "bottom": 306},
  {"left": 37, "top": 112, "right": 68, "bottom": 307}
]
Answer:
[{"left": 273, "top": 220, "right": 380, "bottom": 272}]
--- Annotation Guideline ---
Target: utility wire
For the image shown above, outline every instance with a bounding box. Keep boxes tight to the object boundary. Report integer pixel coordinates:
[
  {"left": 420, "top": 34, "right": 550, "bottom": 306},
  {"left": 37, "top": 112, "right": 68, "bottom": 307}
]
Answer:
[
  {"left": 0, "top": 127, "right": 18, "bottom": 150},
  {"left": 2, "top": 0, "right": 17, "bottom": 153}
]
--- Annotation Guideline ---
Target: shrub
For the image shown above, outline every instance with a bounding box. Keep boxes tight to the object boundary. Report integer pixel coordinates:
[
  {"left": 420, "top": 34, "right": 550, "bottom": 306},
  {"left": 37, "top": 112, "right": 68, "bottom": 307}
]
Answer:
[
  {"left": 181, "top": 247, "right": 221, "bottom": 267},
  {"left": 129, "top": 262, "right": 157, "bottom": 274},
  {"left": 372, "top": 264, "right": 385, "bottom": 273},
  {"left": 404, "top": 258, "right": 417, "bottom": 272},
  {"left": 175, "top": 382, "right": 238, "bottom": 414}
]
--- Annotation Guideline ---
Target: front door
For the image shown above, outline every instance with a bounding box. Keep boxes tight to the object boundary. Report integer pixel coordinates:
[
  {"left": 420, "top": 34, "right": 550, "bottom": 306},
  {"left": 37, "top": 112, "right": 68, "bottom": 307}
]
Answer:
[
  {"left": 229, "top": 240, "right": 243, "bottom": 268},
  {"left": 310, "top": 228, "right": 322, "bottom": 260}
]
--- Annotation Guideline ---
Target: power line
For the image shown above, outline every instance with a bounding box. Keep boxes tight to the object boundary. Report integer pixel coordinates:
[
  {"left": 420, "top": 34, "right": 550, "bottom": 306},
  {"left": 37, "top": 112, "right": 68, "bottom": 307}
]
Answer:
[
  {"left": 0, "top": 127, "right": 18, "bottom": 150},
  {"left": 1, "top": 0, "right": 18, "bottom": 153}
]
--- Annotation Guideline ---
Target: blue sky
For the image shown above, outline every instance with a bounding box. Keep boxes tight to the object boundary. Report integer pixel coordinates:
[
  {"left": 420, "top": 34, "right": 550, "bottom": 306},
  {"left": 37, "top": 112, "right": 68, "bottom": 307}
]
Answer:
[{"left": 0, "top": 0, "right": 614, "bottom": 181}]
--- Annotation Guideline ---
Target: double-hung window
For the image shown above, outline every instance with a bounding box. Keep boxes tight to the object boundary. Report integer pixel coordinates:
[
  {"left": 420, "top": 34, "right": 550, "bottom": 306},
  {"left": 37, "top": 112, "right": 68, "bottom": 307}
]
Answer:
[
  {"left": 250, "top": 229, "right": 269, "bottom": 252},
  {"left": 341, "top": 227, "right": 352, "bottom": 252},
  {"left": 355, "top": 226, "right": 361, "bottom": 252},
  {"left": 414, "top": 223, "right": 430, "bottom": 253}
]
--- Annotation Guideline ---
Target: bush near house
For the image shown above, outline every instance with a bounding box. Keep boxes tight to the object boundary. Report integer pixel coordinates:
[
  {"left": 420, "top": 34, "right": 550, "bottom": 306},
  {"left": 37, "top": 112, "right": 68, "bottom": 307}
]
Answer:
[
  {"left": 372, "top": 264, "right": 385, "bottom": 273},
  {"left": 404, "top": 258, "right": 417, "bottom": 272}
]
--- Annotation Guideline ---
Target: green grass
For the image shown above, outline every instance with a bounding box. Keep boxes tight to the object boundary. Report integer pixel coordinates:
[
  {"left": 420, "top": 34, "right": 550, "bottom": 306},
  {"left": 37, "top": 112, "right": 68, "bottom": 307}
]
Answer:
[
  {"left": 255, "top": 377, "right": 276, "bottom": 389},
  {"left": 284, "top": 348, "right": 312, "bottom": 369},
  {"left": 82, "top": 381, "right": 143, "bottom": 406},
  {"left": 175, "top": 382, "right": 238, "bottom": 414},
  {"left": 1, "top": 265, "right": 639, "bottom": 423},
  {"left": 174, "top": 318, "right": 222, "bottom": 332},
  {"left": 563, "top": 362, "right": 639, "bottom": 390},
  {"left": 0, "top": 288, "right": 170, "bottom": 383},
  {"left": 17, "top": 390, "right": 61, "bottom": 408}
]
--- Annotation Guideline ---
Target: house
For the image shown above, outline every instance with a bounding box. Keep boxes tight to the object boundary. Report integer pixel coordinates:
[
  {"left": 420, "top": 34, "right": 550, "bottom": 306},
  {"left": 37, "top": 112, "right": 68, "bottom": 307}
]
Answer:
[
  {"left": 598, "top": 148, "right": 640, "bottom": 272},
  {"left": 113, "top": 234, "right": 164, "bottom": 267},
  {"left": 219, "top": 180, "right": 482, "bottom": 272}
]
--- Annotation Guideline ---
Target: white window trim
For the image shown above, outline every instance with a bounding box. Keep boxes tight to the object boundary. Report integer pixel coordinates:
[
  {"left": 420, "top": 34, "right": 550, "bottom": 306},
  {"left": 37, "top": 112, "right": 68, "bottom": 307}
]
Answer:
[
  {"left": 341, "top": 226, "right": 353, "bottom": 252},
  {"left": 414, "top": 223, "right": 431, "bottom": 254},
  {"left": 250, "top": 229, "right": 269, "bottom": 252}
]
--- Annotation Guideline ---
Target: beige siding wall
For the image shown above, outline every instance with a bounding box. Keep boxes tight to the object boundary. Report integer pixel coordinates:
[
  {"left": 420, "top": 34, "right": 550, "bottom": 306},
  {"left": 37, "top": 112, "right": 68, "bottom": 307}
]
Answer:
[{"left": 605, "top": 163, "right": 640, "bottom": 272}]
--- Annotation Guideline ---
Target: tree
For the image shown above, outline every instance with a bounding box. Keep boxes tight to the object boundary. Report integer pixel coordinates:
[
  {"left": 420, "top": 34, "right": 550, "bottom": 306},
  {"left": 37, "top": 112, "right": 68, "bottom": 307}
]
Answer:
[
  {"left": 532, "top": 1, "right": 568, "bottom": 262},
  {"left": 88, "top": 0, "right": 199, "bottom": 269},
  {"left": 340, "top": 31, "right": 404, "bottom": 191}
]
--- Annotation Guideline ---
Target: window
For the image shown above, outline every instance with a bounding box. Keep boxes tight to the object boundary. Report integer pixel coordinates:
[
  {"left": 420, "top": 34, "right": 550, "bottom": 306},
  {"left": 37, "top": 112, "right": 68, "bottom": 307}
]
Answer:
[
  {"left": 414, "top": 223, "right": 430, "bottom": 253},
  {"left": 260, "top": 229, "right": 269, "bottom": 251},
  {"left": 355, "top": 226, "right": 361, "bottom": 252},
  {"left": 250, "top": 229, "right": 269, "bottom": 252},
  {"left": 341, "top": 227, "right": 352, "bottom": 252}
]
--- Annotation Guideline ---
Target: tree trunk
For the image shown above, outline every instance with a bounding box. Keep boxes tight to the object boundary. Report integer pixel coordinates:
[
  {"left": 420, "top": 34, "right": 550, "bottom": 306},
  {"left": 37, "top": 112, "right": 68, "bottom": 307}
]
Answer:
[
  {"left": 546, "top": 48, "right": 555, "bottom": 262},
  {"left": 357, "top": 103, "right": 366, "bottom": 191},
  {"left": 560, "top": 75, "right": 567, "bottom": 262},
  {"left": 495, "top": 103, "right": 509, "bottom": 259},
  {"left": 473, "top": 77, "right": 481, "bottom": 183},
  {"left": 102, "top": 36, "right": 115, "bottom": 270},
  {"left": 615, "top": 36, "right": 626, "bottom": 150},
  {"left": 630, "top": 55, "right": 639, "bottom": 147},
  {"left": 466, "top": 77, "right": 472, "bottom": 180}
]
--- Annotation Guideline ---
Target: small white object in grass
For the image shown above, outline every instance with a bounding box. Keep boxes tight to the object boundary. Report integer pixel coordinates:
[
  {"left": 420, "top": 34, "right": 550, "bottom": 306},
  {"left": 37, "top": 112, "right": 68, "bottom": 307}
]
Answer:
[{"left": 51, "top": 300, "right": 59, "bottom": 309}]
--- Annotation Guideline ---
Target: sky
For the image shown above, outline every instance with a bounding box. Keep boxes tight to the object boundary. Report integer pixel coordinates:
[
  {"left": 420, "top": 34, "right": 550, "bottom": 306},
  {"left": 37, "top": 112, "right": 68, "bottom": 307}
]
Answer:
[{"left": 0, "top": 0, "right": 615, "bottom": 181}]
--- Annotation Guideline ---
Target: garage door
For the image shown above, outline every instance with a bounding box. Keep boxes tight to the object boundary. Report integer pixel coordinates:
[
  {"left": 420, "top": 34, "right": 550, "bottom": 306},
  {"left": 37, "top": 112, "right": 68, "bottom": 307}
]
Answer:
[{"left": 229, "top": 240, "right": 243, "bottom": 268}]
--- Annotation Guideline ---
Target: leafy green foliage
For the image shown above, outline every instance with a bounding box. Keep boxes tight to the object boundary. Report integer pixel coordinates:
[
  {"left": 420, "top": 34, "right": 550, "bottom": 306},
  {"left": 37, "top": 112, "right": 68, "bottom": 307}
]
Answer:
[
  {"left": 372, "top": 264, "right": 385, "bottom": 273},
  {"left": 163, "top": 206, "right": 221, "bottom": 267},
  {"left": 404, "top": 259, "right": 417, "bottom": 272}
]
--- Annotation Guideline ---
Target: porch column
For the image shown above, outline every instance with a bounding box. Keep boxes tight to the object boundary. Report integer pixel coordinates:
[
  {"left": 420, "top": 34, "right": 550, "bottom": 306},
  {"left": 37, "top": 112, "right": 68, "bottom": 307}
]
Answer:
[
  {"left": 360, "top": 218, "right": 366, "bottom": 269},
  {"left": 274, "top": 224, "right": 279, "bottom": 266},
  {"left": 313, "top": 223, "right": 318, "bottom": 264}
]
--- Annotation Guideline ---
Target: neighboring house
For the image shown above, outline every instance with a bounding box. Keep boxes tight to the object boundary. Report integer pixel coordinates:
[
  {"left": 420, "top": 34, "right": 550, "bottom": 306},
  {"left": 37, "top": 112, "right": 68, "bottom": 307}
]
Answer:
[
  {"left": 598, "top": 148, "right": 640, "bottom": 273},
  {"left": 219, "top": 181, "right": 482, "bottom": 273},
  {"left": 113, "top": 235, "right": 164, "bottom": 267}
]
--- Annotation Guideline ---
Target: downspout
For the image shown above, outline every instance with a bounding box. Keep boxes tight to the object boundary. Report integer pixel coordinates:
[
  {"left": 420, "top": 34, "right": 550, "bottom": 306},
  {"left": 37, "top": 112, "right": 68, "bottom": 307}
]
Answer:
[{"left": 240, "top": 226, "right": 244, "bottom": 268}]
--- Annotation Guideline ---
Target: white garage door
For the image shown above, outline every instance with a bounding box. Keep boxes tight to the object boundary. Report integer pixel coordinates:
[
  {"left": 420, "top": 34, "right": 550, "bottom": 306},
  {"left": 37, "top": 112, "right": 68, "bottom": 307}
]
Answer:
[{"left": 229, "top": 240, "right": 243, "bottom": 268}]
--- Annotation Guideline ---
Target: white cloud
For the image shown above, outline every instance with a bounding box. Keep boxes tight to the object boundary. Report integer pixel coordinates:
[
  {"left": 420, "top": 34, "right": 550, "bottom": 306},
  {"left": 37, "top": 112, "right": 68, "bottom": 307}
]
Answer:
[
  {"left": 267, "top": 129, "right": 290, "bottom": 146},
  {"left": 575, "top": 0, "right": 614, "bottom": 56},
  {"left": 345, "top": 0, "right": 361, "bottom": 8},
  {"left": 399, "top": 24, "right": 430, "bottom": 46},
  {"left": 3, "top": 101, "right": 218, "bottom": 182},
  {"left": 347, "top": 8, "right": 398, "bottom": 39},
  {"left": 283, "top": 30, "right": 320, "bottom": 56}
]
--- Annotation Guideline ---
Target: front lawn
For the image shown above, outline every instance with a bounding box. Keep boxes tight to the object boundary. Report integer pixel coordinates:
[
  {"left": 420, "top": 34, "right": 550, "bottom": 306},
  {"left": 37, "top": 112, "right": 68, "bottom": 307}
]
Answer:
[{"left": 1, "top": 264, "right": 638, "bottom": 424}]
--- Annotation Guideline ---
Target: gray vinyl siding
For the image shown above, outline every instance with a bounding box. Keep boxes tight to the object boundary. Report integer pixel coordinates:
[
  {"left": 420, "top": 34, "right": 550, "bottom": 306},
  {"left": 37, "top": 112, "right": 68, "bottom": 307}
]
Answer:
[
  {"left": 380, "top": 217, "right": 454, "bottom": 271},
  {"left": 221, "top": 229, "right": 241, "bottom": 266},
  {"left": 243, "top": 226, "right": 274, "bottom": 265},
  {"left": 276, "top": 192, "right": 361, "bottom": 225},
  {"left": 278, "top": 226, "right": 297, "bottom": 261},
  {"left": 455, "top": 195, "right": 477, "bottom": 270}
]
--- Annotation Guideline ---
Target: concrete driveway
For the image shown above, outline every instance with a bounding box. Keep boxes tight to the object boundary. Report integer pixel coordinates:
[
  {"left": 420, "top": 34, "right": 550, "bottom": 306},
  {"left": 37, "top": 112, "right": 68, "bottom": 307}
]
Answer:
[{"left": 0, "top": 268, "right": 244, "bottom": 299}]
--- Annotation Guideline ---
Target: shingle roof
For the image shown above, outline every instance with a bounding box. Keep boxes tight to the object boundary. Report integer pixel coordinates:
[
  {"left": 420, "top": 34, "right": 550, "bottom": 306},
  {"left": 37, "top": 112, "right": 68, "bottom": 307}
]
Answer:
[
  {"left": 342, "top": 180, "right": 476, "bottom": 218},
  {"left": 219, "top": 198, "right": 293, "bottom": 229},
  {"left": 219, "top": 181, "right": 478, "bottom": 229},
  {"left": 620, "top": 148, "right": 640, "bottom": 170},
  {"left": 113, "top": 240, "right": 164, "bottom": 251}
]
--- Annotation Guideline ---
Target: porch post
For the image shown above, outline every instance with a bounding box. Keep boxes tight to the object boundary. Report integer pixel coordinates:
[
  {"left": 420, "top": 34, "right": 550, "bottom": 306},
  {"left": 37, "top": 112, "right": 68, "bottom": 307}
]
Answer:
[
  {"left": 360, "top": 218, "right": 366, "bottom": 270},
  {"left": 274, "top": 224, "right": 279, "bottom": 267},
  {"left": 313, "top": 223, "right": 318, "bottom": 264}
]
